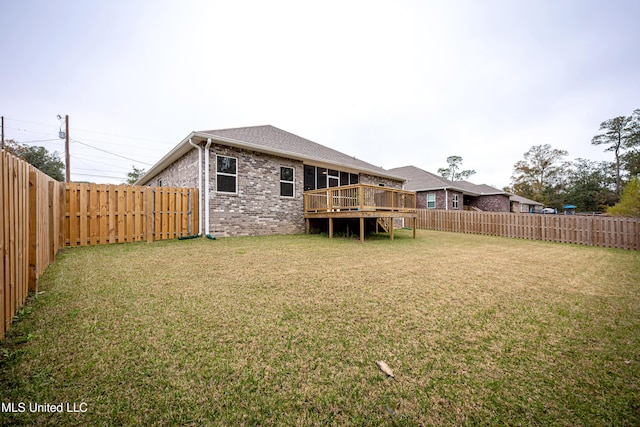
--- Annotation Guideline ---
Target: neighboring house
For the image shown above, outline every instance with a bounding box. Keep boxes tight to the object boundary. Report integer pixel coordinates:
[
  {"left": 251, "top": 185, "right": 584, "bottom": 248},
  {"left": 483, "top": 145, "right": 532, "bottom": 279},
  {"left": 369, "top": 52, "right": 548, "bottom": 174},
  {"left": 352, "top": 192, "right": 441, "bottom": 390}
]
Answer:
[
  {"left": 454, "top": 180, "right": 512, "bottom": 212},
  {"left": 388, "top": 165, "right": 512, "bottom": 212},
  {"left": 510, "top": 194, "right": 544, "bottom": 213},
  {"left": 136, "top": 125, "right": 406, "bottom": 237}
]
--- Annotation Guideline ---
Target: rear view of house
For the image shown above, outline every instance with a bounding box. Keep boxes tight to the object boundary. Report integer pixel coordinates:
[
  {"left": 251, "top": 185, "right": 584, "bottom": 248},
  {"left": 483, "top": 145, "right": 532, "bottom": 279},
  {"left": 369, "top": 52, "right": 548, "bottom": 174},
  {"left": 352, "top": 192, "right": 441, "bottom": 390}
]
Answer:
[{"left": 137, "top": 125, "right": 406, "bottom": 237}]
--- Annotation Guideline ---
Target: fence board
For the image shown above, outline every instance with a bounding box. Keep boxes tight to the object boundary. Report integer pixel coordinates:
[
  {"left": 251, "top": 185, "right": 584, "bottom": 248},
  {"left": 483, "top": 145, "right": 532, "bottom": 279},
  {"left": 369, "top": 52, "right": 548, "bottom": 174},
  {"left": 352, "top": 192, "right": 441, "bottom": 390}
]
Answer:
[
  {"left": 1, "top": 150, "right": 65, "bottom": 340},
  {"left": 415, "top": 209, "right": 639, "bottom": 250},
  {"left": 63, "top": 184, "right": 198, "bottom": 246},
  {"left": 0, "top": 151, "right": 5, "bottom": 339},
  {"left": 126, "top": 187, "right": 133, "bottom": 242}
]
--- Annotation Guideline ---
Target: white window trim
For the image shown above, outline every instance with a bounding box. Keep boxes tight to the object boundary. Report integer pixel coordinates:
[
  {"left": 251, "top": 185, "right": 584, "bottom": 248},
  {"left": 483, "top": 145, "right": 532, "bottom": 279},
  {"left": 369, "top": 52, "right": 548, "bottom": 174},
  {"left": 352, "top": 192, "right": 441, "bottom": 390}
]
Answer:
[
  {"left": 427, "top": 193, "right": 436, "bottom": 209},
  {"left": 280, "top": 165, "right": 295, "bottom": 198},
  {"left": 452, "top": 194, "right": 459, "bottom": 209},
  {"left": 216, "top": 155, "right": 238, "bottom": 194}
]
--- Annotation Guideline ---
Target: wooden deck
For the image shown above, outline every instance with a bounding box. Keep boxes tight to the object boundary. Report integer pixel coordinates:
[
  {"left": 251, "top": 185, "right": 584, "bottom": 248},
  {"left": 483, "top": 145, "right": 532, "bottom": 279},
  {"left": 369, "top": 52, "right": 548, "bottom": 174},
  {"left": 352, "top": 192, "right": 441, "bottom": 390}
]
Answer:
[{"left": 303, "top": 184, "right": 417, "bottom": 242}]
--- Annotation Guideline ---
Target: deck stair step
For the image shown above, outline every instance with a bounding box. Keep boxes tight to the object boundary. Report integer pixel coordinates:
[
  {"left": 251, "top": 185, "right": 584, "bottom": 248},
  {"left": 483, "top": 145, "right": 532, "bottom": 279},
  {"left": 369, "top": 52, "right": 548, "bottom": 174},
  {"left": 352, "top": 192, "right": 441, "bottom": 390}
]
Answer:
[{"left": 376, "top": 218, "right": 390, "bottom": 233}]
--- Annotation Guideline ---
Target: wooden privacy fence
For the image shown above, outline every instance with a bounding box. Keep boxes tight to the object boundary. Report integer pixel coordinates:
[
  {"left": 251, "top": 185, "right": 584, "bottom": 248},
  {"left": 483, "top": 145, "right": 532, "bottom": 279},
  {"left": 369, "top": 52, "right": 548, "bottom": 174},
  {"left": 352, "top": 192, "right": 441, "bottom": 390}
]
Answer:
[
  {"left": 2, "top": 150, "right": 200, "bottom": 340},
  {"left": 1, "top": 150, "right": 65, "bottom": 340},
  {"left": 415, "top": 209, "right": 639, "bottom": 250},
  {"left": 65, "top": 183, "right": 199, "bottom": 246}
]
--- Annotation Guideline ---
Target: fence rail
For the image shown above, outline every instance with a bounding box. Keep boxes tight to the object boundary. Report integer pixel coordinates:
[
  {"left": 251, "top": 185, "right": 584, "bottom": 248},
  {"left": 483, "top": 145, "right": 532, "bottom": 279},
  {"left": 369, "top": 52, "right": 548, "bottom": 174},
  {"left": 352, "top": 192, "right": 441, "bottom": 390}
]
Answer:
[
  {"left": 65, "top": 184, "right": 198, "bottom": 246},
  {"left": 415, "top": 209, "right": 639, "bottom": 250}
]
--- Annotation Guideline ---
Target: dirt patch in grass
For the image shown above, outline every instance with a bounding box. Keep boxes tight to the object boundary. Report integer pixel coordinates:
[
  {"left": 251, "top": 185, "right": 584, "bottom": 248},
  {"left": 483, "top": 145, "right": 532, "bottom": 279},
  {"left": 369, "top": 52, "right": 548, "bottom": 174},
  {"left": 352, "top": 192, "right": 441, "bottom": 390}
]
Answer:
[{"left": 1, "top": 230, "right": 639, "bottom": 425}]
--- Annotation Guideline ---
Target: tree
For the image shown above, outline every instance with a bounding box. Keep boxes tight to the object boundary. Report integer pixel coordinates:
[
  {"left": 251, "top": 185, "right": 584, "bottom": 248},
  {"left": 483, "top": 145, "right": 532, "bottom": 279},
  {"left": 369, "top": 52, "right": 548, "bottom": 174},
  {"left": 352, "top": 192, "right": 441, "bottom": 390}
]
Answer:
[
  {"left": 5, "top": 139, "right": 65, "bottom": 181},
  {"left": 510, "top": 144, "right": 569, "bottom": 205},
  {"left": 591, "top": 109, "right": 640, "bottom": 197},
  {"left": 622, "top": 149, "right": 640, "bottom": 178},
  {"left": 564, "top": 159, "right": 616, "bottom": 212},
  {"left": 437, "top": 155, "right": 476, "bottom": 181},
  {"left": 126, "top": 165, "right": 146, "bottom": 184},
  {"left": 607, "top": 177, "right": 640, "bottom": 217}
]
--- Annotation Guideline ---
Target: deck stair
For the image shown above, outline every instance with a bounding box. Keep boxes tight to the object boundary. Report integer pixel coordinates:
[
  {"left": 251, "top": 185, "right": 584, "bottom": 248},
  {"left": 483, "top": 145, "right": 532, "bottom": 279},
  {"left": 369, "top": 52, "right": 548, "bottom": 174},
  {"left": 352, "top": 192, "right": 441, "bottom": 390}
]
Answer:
[{"left": 376, "top": 217, "right": 390, "bottom": 233}]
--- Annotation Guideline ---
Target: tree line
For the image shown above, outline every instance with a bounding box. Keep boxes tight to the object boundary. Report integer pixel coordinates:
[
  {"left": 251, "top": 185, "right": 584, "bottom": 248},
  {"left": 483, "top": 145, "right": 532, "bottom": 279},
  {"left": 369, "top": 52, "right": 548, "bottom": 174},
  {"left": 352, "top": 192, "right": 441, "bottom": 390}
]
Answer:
[{"left": 507, "top": 108, "right": 639, "bottom": 215}]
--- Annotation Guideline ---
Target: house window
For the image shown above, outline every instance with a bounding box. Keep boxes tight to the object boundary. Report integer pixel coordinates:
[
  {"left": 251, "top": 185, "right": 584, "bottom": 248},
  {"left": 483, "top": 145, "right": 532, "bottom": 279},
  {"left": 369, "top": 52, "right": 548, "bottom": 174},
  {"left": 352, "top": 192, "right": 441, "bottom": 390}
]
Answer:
[
  {"left": 452, "top": 194, "right": 459, "bottom": 209},
  {"left": 304, "top": 165, "right": 315, "bottom": 191},
  {"left": 316, "top": 167, "right": 327, "bottom": 189},
  {"left": 216, "top": 155, "right": 237, "bottom": 193},
  {"left": 328, "top": 169, "right": 339, "bottom": 188},
  {"left": 280, "top": 166, "right": 294, "bottom": 197},
  {"left": 340, "top": 171, "right": 349, "bottom": 186},
  {"left": 302, "top": 166, "right": 359, "bottom": 190},
  {"left": 427, "top": 193, "right": 436, "bottom": 209}
]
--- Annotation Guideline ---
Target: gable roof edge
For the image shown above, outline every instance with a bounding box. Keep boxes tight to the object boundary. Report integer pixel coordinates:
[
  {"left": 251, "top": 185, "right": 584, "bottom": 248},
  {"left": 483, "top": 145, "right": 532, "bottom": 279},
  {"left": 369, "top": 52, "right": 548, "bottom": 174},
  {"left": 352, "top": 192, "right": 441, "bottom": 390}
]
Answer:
[{"left": 137, "top": 131, "right": 406, "bottom": 185}]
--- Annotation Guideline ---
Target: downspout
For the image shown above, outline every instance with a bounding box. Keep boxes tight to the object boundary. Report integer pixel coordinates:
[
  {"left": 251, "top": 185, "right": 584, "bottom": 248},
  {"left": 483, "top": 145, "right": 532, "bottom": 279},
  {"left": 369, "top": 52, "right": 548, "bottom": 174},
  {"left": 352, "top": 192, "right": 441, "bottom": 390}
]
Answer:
[
  {"left": 188, "top": 138, "right": 203, "bottom": 235},
  {"left": 204, "top": 138, "right": 213, "bottom": 239},
  {"left": 445, "top": 188, "right": 449, "bottom": 211}
]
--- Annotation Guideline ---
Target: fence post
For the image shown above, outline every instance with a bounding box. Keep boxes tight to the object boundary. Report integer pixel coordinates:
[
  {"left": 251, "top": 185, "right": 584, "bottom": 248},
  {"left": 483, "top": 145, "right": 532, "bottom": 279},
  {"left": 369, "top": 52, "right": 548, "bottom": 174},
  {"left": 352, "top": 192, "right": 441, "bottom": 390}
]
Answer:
[
  {"left": 28, "top": 170, "right": 38, "bottom": 292},
  {"left": 145, "top": 188, "right": 154, "bottom": 243},
  {"left": 48, "top": 181, "right": 55, "bottom": 262},
  {"left": 187, "top": 190, "right": 192, "bottom": 235}
]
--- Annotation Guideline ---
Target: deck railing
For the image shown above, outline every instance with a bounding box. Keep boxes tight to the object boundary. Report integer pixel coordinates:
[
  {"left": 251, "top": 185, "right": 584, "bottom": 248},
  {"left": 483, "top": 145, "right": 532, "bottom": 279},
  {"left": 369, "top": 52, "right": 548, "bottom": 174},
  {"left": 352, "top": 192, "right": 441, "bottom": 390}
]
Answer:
[{"left": 304, "top": 184, "right": 416, "bottom": 213}]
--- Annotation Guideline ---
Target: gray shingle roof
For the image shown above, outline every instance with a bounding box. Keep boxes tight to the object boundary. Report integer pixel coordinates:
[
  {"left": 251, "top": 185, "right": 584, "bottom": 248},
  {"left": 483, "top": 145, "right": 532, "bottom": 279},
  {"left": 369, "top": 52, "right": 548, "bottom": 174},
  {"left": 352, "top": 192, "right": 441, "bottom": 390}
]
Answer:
[
  {"left": 389, "top": 165, "right": 509, "bottom": 196},
  {"left": 510, "top": 194, "right": 543, "bottom": 205},
  {"left": 199, "top": 125, "right": 393, "bottom": 177},
  {"left": 387, "top": 165, "right": 454, "bottom": 191},
  {"left": 454, "top": 180, "right": 509, "bottom": 195},
  {"left": 138, "top": 125, "right": 405, "bottom": 185}
]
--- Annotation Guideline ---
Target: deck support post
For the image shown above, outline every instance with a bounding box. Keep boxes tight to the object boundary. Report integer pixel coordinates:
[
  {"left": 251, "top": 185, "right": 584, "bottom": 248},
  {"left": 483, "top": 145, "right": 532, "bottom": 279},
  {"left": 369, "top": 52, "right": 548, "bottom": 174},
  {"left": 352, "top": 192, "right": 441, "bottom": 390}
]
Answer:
[
  {"left": 390, "top": 217, "right": 394, "bottom": 240},
  {"left": 305, "top": 219, "right": 310, "bottom": 234},
  {"left": 413, "top": 217, "right": 417, "bottom": 239},
  {"left": 359, "top": 217, "right": 364, "bottom": 243},
  {"left": 329, "top": 218, "right": 333, "bottom": 238}
]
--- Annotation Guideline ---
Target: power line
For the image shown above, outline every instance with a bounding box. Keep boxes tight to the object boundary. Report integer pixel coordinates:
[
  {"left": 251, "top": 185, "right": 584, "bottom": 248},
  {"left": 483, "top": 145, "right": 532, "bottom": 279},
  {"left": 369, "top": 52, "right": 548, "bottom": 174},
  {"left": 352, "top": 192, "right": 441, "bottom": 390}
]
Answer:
[
  {"left": 13, "top": 138, "right": 61, "bottom": 144},
  {"left": 6, "top": 117, "right": 174, "bottom": 145},
  {"left": 71, "top": 139, "right": 153, "bottom": 166},
  {"left": 5, "top": 125, "right": 58, "bottom": 134},
  {"left": 72, "top": 172, "right": 126, "bottom": 180},
  {"left": 71, "top": 127, "right": 174, "bottom": 145},
  {"left": 70, "top": 154, "right": 134, "bottom": 170},
  {"left": 5, "top": 117, "right": 58, "bottom": 127}
]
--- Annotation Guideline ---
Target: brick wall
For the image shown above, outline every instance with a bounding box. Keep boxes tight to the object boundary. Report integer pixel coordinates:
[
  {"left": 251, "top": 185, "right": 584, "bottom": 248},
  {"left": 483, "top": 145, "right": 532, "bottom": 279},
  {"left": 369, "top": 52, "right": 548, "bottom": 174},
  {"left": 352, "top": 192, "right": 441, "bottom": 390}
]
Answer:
[
  {"left": 360, "top": 173, "right": 404, "bottom": 189},
  {"left": 208, "top": 145, "right": 305, "bottom": 237},
  {"left": 148, "top": 149, "right": 200, "bottom": 188},
  {"left": 465, "top": 194, "right": 511, "bottom": 212},
  {"left": 416, "top": 189, "right": 464, "bottom": 210},
  {"left": 144, "top": 145, "right": 406, "bottom": 237}
]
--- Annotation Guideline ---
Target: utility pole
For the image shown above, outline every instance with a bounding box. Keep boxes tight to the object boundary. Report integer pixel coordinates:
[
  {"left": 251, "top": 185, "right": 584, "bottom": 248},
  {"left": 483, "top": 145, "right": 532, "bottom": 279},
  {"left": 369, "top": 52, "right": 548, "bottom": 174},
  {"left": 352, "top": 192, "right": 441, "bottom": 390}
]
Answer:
[
  {"left": 65, "top": 115, "right": 70, "bottom": 182},
  {"left": 1, "top": 116, "right": 4, "bottom": 150}
]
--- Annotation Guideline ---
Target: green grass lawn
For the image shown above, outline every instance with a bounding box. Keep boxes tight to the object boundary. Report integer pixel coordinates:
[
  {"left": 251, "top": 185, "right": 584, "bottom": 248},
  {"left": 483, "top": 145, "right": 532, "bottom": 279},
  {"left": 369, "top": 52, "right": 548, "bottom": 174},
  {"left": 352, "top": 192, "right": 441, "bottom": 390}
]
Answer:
[{"left": 1, "top": 230, "right": 639, "bottom": 426}]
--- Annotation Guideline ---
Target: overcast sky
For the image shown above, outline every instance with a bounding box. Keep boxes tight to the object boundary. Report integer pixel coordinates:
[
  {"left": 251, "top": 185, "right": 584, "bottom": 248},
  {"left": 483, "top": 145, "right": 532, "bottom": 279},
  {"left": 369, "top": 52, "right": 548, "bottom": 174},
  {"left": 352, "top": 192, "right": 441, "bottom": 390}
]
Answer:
[{"left": 2, "top": 0, "right": 639, "bottom": 188}]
